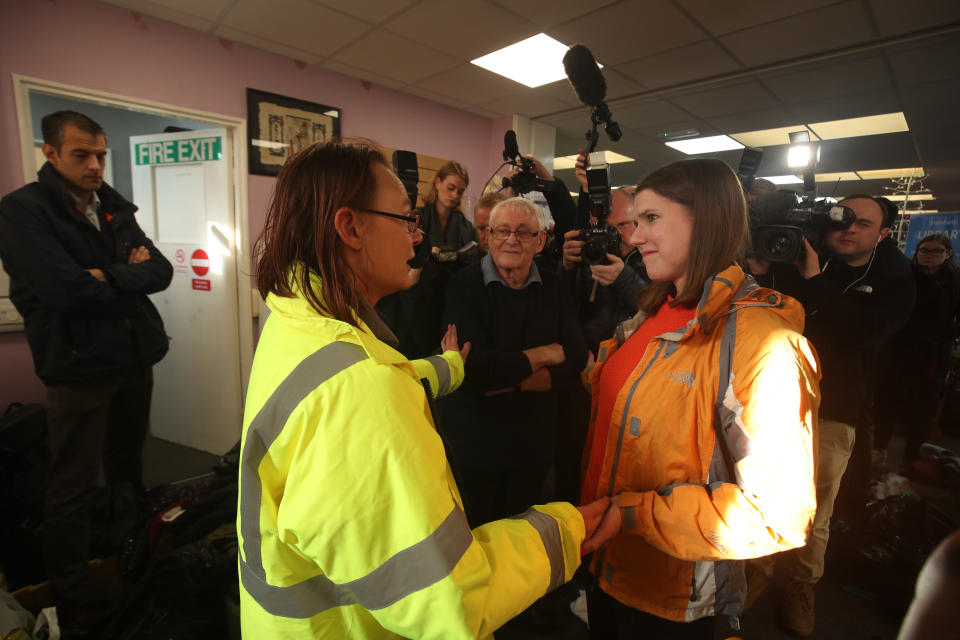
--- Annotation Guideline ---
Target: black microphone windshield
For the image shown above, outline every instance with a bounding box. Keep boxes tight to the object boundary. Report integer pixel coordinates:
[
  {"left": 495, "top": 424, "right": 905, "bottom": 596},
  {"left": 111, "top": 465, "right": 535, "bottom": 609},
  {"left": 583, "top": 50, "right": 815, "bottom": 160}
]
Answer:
[
  {"left": 563, "top": 44, "right": 606, "bottom": 107},
  {"left": 503, "top": 129, "right": 519, "bottom": 161}
]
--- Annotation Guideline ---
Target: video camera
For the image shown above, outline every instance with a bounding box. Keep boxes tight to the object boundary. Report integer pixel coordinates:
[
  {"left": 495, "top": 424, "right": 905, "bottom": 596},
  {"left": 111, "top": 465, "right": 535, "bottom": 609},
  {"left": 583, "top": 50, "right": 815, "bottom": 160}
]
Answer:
[{"left": 749, "top": 190, "right": 855, "bottom": 262}]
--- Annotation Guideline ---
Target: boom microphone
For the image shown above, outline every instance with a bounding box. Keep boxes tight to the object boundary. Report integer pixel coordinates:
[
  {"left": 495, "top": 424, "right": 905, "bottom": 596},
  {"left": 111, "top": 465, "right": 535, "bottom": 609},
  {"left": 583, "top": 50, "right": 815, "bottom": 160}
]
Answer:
[
  {"left": 503, "top": 129, "right": 520, "bottom": 161},
  {"left": 563, "top": 44, "right": 606, "bottom": 107}
]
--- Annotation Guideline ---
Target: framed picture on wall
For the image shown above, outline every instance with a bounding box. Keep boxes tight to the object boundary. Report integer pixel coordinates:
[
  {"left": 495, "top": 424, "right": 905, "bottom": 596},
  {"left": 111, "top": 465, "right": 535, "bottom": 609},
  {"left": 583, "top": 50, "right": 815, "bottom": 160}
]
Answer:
[{"left": 246, "top": 88, "right": 341, "bottom": 176}]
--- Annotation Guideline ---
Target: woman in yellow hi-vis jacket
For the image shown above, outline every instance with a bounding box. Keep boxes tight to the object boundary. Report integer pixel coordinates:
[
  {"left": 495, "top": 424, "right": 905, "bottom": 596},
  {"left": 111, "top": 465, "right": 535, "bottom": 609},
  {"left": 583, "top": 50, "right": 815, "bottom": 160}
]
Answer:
[{"left": 237, "top": 139, "right": 617, "bottom": 639}]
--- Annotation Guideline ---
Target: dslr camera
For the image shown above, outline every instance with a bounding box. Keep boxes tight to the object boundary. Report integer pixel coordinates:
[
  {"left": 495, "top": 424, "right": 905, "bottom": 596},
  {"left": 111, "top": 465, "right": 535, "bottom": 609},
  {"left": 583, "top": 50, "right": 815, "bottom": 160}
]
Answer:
[
  {"left": 749, "top": 190, "right": 855, "bottom": 262},
  {"left": 577, "top": 158, "right": 620, "bottom": 265},
  {"left": 500, "top": 130, "right": 554, "bottom": 196}
]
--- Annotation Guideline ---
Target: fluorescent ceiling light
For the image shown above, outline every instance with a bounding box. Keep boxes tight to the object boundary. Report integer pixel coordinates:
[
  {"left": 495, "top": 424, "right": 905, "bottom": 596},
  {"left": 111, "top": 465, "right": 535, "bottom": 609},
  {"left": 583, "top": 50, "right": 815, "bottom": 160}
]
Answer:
[
  {"left": 883, "top": 193, "right": 935, "bottom": 202},
  {"left": 856, "top": 167, "right": 925, "bottom": 180},
  {"left": 814, "top": 172, "right": 861, "bottom": 182},
  {"left": 808, "top": 112, "right": 908, "bottom": 140},
  {"left": 553, "top": 151, "right": 634, "bottom": 170},
  {"left": 731, "top": 112, "right": 909, "bottom": 148},
  {"left": 760, "top": 175, "right": 802, "bottom": 184},
  {"left": 471, "top": 33, "right": 575, "bottom": 88},
  {"left": 905, "top": 209, "right": 939, "bottom": 214},
  {"left": 730, "top": 126, "right": 819, "bottom": 148},
  {"left": 665, "top": 135, "right": 743, "bottom": 154}
]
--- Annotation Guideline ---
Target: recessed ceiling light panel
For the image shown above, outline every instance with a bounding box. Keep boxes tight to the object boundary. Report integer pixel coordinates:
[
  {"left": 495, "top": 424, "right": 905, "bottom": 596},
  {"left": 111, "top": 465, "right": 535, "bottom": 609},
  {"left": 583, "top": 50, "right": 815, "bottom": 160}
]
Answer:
[
  {"left": 760, "top": 175, "right": 803, "bottom": 185},
  {"left": 471, "top": 33, "right": 573, "bottom": 88},
  {"left": 665, "top": 135, "right": 743, "bottom": 155}
]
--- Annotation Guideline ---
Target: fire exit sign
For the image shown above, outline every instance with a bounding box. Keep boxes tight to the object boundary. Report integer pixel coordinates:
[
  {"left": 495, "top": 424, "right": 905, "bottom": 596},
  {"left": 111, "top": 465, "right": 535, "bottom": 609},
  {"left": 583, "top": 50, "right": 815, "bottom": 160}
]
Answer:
[{"left": 135, "top": 137, "right": 222, "bottom": 165}]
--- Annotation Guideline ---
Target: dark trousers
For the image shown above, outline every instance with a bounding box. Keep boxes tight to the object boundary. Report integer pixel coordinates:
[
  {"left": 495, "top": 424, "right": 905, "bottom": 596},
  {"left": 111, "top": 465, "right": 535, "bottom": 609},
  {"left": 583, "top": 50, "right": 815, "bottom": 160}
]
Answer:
[
  {"left": 457, "top": 465, "right": 552, "bottom": 529},
  {"left": 43, "top": 367, "right": 153, "bottom": 603},
  {"left": 587, "top": 587, "right": 714, "bottom": 640}
]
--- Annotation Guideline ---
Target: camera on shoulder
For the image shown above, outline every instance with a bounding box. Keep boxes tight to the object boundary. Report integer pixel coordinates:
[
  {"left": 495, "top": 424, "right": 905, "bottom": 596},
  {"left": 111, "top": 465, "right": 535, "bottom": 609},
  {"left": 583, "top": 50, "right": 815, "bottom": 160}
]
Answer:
[{"left": 749, "top": 190, "right": 855, "bottom": 262}]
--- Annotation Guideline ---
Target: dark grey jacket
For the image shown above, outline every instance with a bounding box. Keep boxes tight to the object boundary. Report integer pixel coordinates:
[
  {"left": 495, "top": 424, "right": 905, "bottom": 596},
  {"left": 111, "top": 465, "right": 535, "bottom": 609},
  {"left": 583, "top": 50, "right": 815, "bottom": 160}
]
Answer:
[{"left": 0, "top": 163, "right": 172, "bottom": 384}]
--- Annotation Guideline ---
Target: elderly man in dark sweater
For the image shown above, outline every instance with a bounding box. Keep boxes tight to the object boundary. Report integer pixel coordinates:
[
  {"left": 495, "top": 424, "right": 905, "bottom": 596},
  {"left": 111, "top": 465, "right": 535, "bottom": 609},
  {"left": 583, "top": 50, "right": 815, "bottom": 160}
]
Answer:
[{"left": 439, "top": 197, "right": 587, "bottom": 527}]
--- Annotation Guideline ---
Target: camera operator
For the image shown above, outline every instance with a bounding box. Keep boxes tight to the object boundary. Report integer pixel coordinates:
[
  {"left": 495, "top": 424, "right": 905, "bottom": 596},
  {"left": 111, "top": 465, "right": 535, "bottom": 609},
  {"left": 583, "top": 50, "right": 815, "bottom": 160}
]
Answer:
[
  {"left": 744, "top": 193, "right": 915, "bottom": 637},
  {"left": 561, "top": 150, "right": 648, "bottom": 354}
]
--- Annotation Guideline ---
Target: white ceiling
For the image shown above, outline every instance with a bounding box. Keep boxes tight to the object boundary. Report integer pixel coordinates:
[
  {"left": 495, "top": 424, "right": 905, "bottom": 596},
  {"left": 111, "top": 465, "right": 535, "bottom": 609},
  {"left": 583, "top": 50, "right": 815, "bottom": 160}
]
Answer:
[{"left": 99, "top": 0, "right": 960, "bottom": 209}]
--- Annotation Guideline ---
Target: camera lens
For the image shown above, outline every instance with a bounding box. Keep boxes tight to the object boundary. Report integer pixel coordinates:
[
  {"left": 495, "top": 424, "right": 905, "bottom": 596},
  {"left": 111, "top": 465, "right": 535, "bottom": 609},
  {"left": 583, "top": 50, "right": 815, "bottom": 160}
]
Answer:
[{"left": 764, "top": 232, "right": 795, "bottom": 258}]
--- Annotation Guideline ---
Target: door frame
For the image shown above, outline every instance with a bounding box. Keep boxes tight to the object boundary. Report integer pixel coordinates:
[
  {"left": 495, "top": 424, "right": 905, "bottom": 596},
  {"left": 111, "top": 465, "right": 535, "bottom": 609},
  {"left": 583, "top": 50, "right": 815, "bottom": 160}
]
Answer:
[{"left": 12, "top": 73, "right": 254, "bottom": 394}]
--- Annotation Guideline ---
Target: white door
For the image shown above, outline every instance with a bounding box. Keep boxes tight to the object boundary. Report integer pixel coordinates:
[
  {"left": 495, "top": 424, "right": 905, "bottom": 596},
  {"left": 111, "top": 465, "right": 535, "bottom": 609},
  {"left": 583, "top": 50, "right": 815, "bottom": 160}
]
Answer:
[{"left": 130, "top": 128, "right": 242, "bottom": 454}]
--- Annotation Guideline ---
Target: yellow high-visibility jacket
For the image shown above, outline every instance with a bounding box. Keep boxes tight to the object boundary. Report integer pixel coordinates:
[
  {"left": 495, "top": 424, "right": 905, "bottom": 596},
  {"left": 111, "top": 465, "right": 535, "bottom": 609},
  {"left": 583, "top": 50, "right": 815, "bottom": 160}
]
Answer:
[{"left": 237, "top": 276, "right": 585, "bottom": 639}]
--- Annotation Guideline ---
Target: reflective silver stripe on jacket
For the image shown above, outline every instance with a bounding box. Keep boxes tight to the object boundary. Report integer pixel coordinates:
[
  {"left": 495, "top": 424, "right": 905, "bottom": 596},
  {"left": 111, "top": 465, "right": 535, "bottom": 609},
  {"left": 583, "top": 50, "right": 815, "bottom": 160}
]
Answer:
[
  {"left": 238, "top": 340, "right": 474, "bottom": 618},
  {"left": 509, "top": 508, "right": 566, "bottom": 593},
  {"left": 424, "top": 355, "right": 452, "bottom": 396}
]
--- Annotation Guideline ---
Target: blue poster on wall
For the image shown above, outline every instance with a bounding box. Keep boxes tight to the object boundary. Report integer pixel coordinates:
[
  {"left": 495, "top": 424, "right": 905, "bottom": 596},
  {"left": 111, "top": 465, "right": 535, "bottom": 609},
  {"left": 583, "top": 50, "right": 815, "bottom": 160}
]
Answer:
[{"left": 903, "top": 212, "right": 960, "bottom": 261}]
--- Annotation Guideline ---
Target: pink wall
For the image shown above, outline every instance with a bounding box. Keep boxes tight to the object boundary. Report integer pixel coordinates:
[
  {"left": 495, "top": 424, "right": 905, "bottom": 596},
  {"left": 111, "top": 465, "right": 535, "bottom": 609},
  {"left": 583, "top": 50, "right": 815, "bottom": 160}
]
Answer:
[{"left": 0, "top": 0, "right": 502, "bottom": 408}]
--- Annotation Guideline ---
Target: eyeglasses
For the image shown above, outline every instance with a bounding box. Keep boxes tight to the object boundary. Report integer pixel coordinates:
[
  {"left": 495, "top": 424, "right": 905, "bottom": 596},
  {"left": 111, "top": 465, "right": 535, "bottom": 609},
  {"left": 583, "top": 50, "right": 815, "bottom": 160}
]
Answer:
[
  {"left": 356, "top": 208, "right": 420, "bottom": 233},
  {"left": 918, "top": 247, "right": 947, "bottom": 255},
  {"left": 491, "top": 228, "right": 540, "bottom": 243}
]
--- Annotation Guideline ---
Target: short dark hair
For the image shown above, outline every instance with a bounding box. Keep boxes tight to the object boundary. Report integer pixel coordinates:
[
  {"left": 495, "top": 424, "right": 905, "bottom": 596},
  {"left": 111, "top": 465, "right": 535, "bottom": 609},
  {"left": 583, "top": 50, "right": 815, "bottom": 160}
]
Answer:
[
  {"left": 41, "top": 111, "right": 105, "bottom": 150},
  {"left": 839, "top": 193, "right": 895, "bottom": 228}
]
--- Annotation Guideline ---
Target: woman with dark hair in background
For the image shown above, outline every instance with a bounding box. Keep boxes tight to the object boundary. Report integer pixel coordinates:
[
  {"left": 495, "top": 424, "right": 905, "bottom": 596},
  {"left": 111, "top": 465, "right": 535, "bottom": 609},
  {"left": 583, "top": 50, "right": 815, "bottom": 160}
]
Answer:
[
  {"left": 377, "top": 161, "right": 477, "bottom": 360},
  {"left": 238, "top": 139, "right": 616, "bottom": 638},
  {"left": 579, "top": 159, "right": 820, "bottom": 638},
  {"left": 873, "top": 232, "right": 960, "bottom": 471}
]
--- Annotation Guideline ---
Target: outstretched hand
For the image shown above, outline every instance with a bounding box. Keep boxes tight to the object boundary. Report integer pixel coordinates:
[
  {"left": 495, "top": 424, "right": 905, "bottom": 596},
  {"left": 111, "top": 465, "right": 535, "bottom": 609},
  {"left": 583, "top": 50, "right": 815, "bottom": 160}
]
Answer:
[
  {"left": 440, "top": 324, "right": 471, "bottom": 364},
  {"left": 579, "top": 495, "right": 622, "bottom": 555}
]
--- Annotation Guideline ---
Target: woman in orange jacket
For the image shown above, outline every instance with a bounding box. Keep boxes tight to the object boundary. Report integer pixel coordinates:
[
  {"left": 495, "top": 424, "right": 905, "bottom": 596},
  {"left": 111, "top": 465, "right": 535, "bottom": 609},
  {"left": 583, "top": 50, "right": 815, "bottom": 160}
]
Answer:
[{"left": 580, "top": 158, "right": 821, "bottom": 638}]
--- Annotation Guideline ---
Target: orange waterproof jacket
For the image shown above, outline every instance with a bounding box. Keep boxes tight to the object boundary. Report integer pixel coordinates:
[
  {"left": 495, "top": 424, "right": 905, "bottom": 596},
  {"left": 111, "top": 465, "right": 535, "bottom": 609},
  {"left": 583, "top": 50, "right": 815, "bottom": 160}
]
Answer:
[{"left": 582, "top": 264, "right": 820, "bottom": 622}]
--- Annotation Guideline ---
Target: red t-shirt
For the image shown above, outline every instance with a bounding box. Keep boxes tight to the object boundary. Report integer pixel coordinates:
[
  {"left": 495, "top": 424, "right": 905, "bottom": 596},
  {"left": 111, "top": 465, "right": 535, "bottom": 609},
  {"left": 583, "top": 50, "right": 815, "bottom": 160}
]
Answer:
[{"left": 580, "top": 299, "right": 696, "bottom": 504}]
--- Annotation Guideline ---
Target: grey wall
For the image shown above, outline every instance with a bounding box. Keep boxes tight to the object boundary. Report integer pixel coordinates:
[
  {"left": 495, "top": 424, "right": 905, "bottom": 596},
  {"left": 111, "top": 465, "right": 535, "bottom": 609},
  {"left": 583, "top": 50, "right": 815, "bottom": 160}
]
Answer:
[{"left": 30, "top": 92, "right": 214, "bottom": 201}]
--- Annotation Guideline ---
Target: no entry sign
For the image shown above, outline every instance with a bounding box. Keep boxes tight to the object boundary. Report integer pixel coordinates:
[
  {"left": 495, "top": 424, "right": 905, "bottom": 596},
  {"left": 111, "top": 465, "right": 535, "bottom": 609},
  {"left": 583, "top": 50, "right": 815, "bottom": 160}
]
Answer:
[{"left": 191, "top": 249, "right": 209, "bottom": 276}]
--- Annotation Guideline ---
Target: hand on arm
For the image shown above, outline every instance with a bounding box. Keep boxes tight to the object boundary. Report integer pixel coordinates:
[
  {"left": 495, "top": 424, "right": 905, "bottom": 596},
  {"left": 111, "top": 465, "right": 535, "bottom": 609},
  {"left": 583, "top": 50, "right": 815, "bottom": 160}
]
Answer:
[
  {"left": 579, "top": 495, "right": 621, "bottom": 555},
  {"left": 523, "top": 342, "right": 565, "bottom": 371}
]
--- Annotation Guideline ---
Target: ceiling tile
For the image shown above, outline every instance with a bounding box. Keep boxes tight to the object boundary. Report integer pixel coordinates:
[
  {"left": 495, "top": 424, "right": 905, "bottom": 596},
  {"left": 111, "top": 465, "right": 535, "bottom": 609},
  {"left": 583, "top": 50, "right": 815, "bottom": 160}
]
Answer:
[
  {"left": 213, "top": 25, "right": 324, "bottom": 63},
  {"left": 332, "top": 30, "right": 460, "bottom": 85},
  {"left": 868, "top": 0, "right": 960, "bottom": 37},
  {"left": 313, "top": 0, "right": 413, "bottom": 24},
  {"left": 102, "top": 0, "right": 231, "bottom": 22},
  {"left": 617, "top": 40, "right": 741, "bottom": 89},
  {"left": 479, "top": 92, "right": 571, "bottom": 119},
  {"left": 760, "top": 54, "right": 893, "bottom": 103},
  {"left": 675, "top": 0, "right": 840, "bottom": 36},
  {"left": 888, "top": 35, "right": 960, "bottom": 87},
  {"left": 384, "top": 0, "right": 536, "bottom": 60},
  {"left": 98, "top": 0, "right": 220, "bottom": 30},
  {"left": 706, "top": 107, "right": 798, "bottom": 134},
  {"left": 547, "top": 0, "right": 707, "bottom": 66},
  {"left": 789, "top": 89, "right": 901, "bottom": 123},
  {"left": 411, "top": 64, "right": 527, "bottom": 106},
  {"left": 320, "top": 59, "right": 408, "bottom": 89},
  {"left": 719, "top": 2, "right": 875, "bottom": 68},
  {"left": 602, "top": 69, "right": 646, "bottom": 102},
  {"left": 220, "top": 0, "right": 370, "bottom": 58},
  {"left": 668, "top": 79, "right": 778, "bottom": 118},
  {"left": 631, "top": 118, "right": 719, "bottom": 141},
  {"left": 489, "top": 0, "right": 619, "bottom": 29},
  {"left": 526, "top": 79, "right": 589, "bottom": 109},
  {"left": 461, "top": 104, "right": 505, "bottom": 119},
  {"left": 538, "top": 110, "right": 595, "bottom": 137},
  {"left": 613, "top": 100, "right": 694, "bottom": 127}
]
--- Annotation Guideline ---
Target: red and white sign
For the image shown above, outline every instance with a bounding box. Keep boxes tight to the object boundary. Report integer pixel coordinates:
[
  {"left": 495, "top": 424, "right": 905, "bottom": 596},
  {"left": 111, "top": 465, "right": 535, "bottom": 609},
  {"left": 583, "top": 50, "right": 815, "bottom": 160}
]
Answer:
[
  {"left": 192, "top": 278, "right": 211, "bottom": 292},
  {"left": 175, "top": 249, "right": 186, "bottom": 264},
  {"left": 191, "top": 249, "right": 209, "bottom": 276}
]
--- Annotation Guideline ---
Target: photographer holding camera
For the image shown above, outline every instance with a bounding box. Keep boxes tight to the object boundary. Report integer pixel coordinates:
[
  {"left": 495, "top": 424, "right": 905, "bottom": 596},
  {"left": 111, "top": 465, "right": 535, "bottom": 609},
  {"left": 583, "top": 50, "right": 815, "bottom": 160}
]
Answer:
[
  {"left": 745, "top": 193, "right": 915, "bottom": 637},
  {"left": 561, "top": 150, "right": 648, "bottom": 354}
]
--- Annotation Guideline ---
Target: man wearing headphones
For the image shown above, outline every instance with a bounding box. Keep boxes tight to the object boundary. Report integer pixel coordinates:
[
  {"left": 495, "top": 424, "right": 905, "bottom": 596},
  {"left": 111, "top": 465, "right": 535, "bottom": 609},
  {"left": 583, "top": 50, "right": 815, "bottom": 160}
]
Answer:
[{"left": 745, "top": 194, "right": 916, "bottom": 636}]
